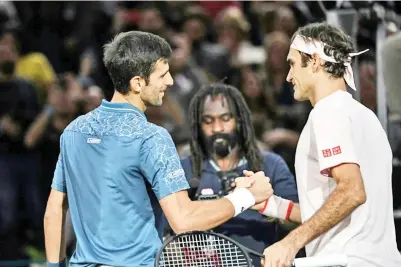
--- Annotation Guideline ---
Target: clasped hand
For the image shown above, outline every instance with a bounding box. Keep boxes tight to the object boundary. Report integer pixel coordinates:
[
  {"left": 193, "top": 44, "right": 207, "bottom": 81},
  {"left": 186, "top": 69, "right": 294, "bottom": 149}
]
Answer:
[{"left": 232, "top": 170, "right": 273, "bottom": 204}]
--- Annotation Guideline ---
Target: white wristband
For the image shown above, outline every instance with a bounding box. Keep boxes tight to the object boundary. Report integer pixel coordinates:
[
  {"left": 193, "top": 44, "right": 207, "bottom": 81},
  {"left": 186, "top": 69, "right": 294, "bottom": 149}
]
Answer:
[
  {"left": 259, "top": 195, "right": 294, "bottom": 220},
  {"left": 224, "top": 188, "right": 256, "bottom": 216}
]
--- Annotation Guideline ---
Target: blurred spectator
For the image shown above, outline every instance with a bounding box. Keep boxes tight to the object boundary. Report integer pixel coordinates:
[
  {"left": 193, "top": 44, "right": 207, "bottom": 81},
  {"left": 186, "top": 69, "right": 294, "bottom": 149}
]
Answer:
[
  {"left": 382, "top": 31, "right": 401, "bottom": 151},
  {"left": 382, "top": 32, "right": 401, "bottom": 122},
  {"left": 261, "top": 31, "right": 310, "bottom": 133},
  {"left": 359, "top": 61, "right": 377, "bottom": 113},
  {"left": 0, "top": 1, "right": 398, "bottom": 264},
  {"left": 137, "top": 4, "right": 172, "bottom": 40},
  {"left": 24, "top": 74, "right": 81, "bottom": 203},
  {"left": 0, "top": 39, "right": 41, "bottom": 263},
  {"left": 239, "top": 65, "right": 272, "bottom": 140},
  {"left": 145, "top": 94, "right": 186, "bottom": 138},
  {"left": 82, "top": 85, "right": 104, "bottom": 114},
  {"left": 215, "top": 6, "right": 252, "bottom": 67},
  {"left": 0, "top": 1, "right": 20, "bottom": 30},
  {"left": 197, "top": 1, "right": 240, "bottom": 20},
  {"left": 182, "top": 5, "right": 231, "bottom": 80},
  {"left": 0, "top": 27, "right": 56, "bottom": 105},
  {"left": 167, "top": 33, "right": 210, "bottom": 116},
  {"left": 262, "top": 31, "right": 292, "bottom": 108},
  {"left": 270, "top": 6, "right": 298, "bottom": 37},
  {"left": 258, "top": 3, "right": 298, "bottom": 38}
]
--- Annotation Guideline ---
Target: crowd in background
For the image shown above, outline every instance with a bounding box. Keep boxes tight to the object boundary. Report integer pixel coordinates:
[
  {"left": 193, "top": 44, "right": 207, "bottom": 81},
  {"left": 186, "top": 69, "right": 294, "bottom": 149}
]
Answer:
[{"left": 0, "top": 1, "right": 400, "bottom": 265}]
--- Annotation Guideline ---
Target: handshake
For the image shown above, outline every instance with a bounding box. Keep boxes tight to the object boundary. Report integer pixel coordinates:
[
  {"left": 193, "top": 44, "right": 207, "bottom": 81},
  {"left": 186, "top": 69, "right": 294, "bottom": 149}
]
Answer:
[
  {"left": 231, "top": 170, "right": 274, "bottom": 211},
  {"left": 229, "top": 170, "right": 295, "bottom": 221}
]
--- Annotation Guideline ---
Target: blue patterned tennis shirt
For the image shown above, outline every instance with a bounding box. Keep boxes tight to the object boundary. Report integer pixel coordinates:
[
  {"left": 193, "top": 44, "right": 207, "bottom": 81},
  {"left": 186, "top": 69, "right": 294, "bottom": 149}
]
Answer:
[{"left": 51, "top": 100, "right": 189, "bottom": 267}]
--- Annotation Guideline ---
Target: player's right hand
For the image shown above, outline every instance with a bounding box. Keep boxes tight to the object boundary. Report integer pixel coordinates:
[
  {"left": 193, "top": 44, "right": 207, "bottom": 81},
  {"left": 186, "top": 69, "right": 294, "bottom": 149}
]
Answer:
[{"left": 236, "top": 171, "right": 273, "bottom": 203}]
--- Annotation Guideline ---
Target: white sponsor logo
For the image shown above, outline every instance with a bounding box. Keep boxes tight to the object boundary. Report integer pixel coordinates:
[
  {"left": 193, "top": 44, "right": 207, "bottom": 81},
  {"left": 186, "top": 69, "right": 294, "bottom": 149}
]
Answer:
[{"left": 87, "top": 138, "right": 101, "bottom": 144}]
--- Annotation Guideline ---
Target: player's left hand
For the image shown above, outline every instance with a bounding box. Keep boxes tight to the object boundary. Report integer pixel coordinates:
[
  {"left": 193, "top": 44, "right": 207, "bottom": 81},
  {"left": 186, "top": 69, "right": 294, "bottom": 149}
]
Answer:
[{"left": 261, "top": 239, "right": 299, "bottom": 267}]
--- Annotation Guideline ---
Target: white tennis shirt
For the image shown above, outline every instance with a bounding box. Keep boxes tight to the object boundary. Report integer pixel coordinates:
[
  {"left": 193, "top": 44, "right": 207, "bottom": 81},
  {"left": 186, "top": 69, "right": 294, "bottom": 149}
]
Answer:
[{"left": 295, "top": 90, "right": 401, "bottom": 266}]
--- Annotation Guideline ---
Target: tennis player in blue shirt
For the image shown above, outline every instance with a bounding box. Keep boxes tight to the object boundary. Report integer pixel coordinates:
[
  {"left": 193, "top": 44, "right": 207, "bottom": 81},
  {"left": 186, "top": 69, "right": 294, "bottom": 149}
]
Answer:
[{"left": 43, "top": 31, "right": 273, "bottom": 267}]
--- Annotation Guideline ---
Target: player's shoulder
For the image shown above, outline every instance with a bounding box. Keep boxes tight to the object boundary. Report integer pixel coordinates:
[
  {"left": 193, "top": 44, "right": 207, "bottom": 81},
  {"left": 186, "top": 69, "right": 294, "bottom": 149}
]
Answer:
[
  {"left": 312, "top": 90, "right": 374, "bottom": 121},
  {"left": 311, "top": 91, "right": 353, "bottom": 120},
  {"left": 142, "top": 122, "right": 174, "bottom": 144},
  {"left": 313, "top": 90, "right": 349, "bottom": 111},
  {"left": 144, "top": 122, "right": 171, "bottom": 137},
  {"left": 64, "top": 110, "right": 97, "bottom": 135},
  {"left": 65, "top": 107, "right": 150, "bottom": 138},
  {"left": 64, "top": 113, "right": 87, "bottom": 133}
]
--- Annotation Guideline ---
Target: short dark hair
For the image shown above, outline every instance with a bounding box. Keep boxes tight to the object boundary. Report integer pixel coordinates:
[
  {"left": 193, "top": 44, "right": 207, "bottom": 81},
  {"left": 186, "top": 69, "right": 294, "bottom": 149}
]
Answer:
[
  {"left": 103, "top": 31, "right": 172, "bottom": 94},
  {"left": 188, "top": 83, "right": 262, "bottom": 178},
  {"left": 293, "top": 22, "right": 355, "bottom": 78}
]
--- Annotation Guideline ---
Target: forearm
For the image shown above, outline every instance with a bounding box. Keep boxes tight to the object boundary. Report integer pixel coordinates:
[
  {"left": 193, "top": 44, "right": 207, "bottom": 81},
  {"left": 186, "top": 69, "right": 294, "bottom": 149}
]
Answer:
[
  {"left": 44, "top": 209, "right": 67, "bottom": 263},
  {"left": 258, "top": 196, "right": 301, "bottom": 223},
  {"left": 285, "top": 184, "right": 364, "bottom": 249},
  {"left": 288, "top": 203, "right": 302, "bottom": 224},
  {"left": 178, "top": 198, "right": 235, "bottom": 233},
  {"left": 179, "top": 185, "right": 262, "bottom": 233},
  {"left": 24, "top": 109, "right": 52, "bottom": 148}
]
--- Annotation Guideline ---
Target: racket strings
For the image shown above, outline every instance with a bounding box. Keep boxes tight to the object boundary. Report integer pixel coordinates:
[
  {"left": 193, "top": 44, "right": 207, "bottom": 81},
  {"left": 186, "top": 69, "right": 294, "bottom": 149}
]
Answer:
[{"left": 159, "top": 233, "right": 250, "bottom": 267}]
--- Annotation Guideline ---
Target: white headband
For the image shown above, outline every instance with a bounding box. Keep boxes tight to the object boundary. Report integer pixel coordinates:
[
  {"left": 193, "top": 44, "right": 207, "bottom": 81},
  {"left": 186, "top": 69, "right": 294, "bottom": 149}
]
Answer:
[{"left": 290, "top": 34, "right": 368, "bottom": 91}]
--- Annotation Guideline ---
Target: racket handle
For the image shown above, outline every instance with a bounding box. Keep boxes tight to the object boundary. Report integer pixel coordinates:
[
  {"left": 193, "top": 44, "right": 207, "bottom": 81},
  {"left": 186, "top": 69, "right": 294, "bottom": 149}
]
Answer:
[{"left": 292, "top": 254, "right": 348, "bottom": 267}]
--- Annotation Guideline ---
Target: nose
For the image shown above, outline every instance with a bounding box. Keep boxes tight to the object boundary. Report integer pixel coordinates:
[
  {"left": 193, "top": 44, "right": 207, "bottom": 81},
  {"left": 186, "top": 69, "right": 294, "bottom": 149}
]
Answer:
[
  {"left": 166, "top": 72, "right": 174, "bottom": 87},
  {"left": 212, "top": 119, "right": 224, "bottom": 133},
  {"left": 286, "top": 69, "right": 292, "bottom": 83}
]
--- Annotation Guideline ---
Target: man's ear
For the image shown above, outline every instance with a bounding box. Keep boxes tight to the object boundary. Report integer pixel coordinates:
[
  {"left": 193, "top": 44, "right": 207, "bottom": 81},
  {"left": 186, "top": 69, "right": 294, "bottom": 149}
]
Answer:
[
  {"left": 130, "top": 76, "right": 145, "bottom": 93},
  {"left": 311, "top": 53, "right": 322, "bottom": 73}
]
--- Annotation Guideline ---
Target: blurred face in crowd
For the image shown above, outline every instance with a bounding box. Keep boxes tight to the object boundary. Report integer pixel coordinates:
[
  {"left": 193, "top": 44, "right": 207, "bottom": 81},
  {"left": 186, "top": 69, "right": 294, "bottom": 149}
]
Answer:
[
  {"left": 267, "top": 41, "right": 290, "bottom": 72},
  {"left": 0, "top": 33, "right": 18, "bottom": 77},
  {"left": 217, "top": 24, "right": 241, "bottom": 51},
  {"left": 169, "top": 35, "right": 191, "bottom": 73},
  {"left": 183, "top": 18, "right": 207, "bottom": 43},
  {"left": 137, "top": 59, "right": 173, "bottom": 107},
  {"left": 0, "top": 32, "right": 18, "bottom": 55},
  {"left": 83, "top": 86, "right": 104, "bottom": 113},
  {"left": 286, "top": 48, "right": 314, "bottom": 101},
  {"left": 273, "top": 7, "right": 297, "bottom": 37},
  {"left": 138, "top": 9, "right": 165, "bottom": 36},
  {"left": 241, "top": 67, "right": 262, "bottom": 99},
  {"left": 48, "top": 83, "right": 77, "bottom": 116}
]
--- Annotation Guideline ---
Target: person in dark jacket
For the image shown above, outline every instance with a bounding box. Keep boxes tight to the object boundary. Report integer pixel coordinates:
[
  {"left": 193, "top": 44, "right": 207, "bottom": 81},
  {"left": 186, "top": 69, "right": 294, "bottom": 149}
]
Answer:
[{"left": 176, "top": 83, "right": 299, "bottom": 267}]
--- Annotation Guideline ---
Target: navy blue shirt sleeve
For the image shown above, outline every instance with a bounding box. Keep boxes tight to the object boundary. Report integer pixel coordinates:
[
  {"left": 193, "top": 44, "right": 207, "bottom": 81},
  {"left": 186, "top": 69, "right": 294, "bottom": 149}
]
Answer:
[
  {"left": 266, "top": 153, "right": 299, "bottom": 202},
  {"left": 180, "top": 157, "right": 193, "bottom": 182},
  {"left": 140, "top": 126, "right": 190, "bottom": 200}
]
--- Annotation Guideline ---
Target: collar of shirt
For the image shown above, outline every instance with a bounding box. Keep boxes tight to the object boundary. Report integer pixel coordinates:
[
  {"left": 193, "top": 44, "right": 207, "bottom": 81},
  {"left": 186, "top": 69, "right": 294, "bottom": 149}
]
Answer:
[
  {"left": 99, "top": 99, "right": 146, "bottom": 120},
  {"left": 207, "top": 157, "right": 248, "bottom": 172}
]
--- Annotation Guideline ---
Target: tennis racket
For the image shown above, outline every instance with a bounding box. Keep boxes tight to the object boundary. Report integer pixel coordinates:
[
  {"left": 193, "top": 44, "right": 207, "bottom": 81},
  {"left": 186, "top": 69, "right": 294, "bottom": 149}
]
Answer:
[{"left": 155, "top": 231, "right": 348, "bottom": 267}]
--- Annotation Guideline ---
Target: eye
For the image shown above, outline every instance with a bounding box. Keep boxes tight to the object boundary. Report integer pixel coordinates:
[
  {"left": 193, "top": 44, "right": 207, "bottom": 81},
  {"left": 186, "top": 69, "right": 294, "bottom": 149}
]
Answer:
[
  {"left": 221, "top": 114, "right": 232, "bottom": 122},
  {"left": 202, "top": 117, "right": 213, "bottom": 124}
]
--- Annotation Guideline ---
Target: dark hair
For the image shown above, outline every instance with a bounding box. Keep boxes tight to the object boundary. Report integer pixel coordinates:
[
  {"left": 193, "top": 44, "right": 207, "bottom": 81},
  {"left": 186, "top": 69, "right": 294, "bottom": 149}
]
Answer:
[
  {"left": 188, "top": 83, "right": 262, "bottom": 178},
  {"left": 103, "top": 31, "right": 172, "bottom": 94},
  {"left": 293, "top": 22, "right": 355, "bottom": 78}
]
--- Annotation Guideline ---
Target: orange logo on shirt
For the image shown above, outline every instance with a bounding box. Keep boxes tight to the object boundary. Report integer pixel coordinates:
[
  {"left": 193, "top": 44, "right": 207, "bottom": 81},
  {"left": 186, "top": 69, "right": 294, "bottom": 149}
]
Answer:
[
  {"left": 332, "top": 146, "right": 342, "bottom": 155},
  {"left": 322, "top": 149, "right": 332, "bottom": 157}
]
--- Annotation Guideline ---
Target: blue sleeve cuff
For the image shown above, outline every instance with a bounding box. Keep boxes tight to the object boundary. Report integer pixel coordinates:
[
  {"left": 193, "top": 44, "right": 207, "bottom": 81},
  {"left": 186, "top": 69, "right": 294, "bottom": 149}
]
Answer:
[
  {"left": 47, "top": 258, "right": 66, "bottom": 267},
  {"left": 51, "top": 181, "right": 67, "bottom": 193}
]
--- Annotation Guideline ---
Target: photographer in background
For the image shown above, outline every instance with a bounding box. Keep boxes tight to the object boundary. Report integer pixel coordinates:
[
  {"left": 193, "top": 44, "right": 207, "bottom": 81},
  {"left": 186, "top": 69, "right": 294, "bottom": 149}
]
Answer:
[{"left": 177, "top": 83, "right": 299, "bottom": 267}]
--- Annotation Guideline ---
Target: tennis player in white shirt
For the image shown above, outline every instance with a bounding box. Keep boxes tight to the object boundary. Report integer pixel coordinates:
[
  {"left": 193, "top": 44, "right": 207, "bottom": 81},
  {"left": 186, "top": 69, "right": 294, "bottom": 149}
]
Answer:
[{"left": 237, "top": 22, "right": 401, "bottom": 267}]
